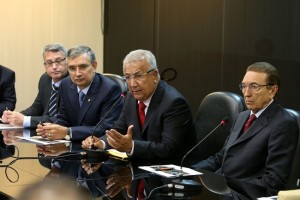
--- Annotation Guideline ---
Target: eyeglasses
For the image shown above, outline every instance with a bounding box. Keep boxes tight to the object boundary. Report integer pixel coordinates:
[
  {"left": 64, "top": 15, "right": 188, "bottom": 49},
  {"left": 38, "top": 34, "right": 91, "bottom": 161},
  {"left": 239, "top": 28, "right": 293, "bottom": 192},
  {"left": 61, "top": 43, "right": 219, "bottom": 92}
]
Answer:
[
  {"left": 239, "top": 83, "right": 273, "bottom": 92},
  {"left": 122, "top": 69, "right": 155, "bottom": 82},
  {"left": 44, "top": 58, "right": 66, "bottom": 67}
]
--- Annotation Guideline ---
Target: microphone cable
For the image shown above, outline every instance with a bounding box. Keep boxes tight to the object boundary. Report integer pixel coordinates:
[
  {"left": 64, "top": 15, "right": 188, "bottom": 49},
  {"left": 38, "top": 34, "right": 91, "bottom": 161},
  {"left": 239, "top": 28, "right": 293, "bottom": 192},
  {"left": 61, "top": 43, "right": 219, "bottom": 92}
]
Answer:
[
  {"left": 144, "top": 183, "right": 173, "bottom": 200},
  {"left": 1, "top": 145, "right": 83, "bottom": 183}
]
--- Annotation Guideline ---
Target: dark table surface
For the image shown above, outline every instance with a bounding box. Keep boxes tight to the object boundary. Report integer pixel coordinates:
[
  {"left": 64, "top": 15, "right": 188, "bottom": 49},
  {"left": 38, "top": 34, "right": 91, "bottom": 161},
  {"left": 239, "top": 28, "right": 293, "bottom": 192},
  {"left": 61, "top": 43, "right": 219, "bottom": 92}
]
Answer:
[{"left": 0, "top": 129, "right": 265, "bottom": 200}]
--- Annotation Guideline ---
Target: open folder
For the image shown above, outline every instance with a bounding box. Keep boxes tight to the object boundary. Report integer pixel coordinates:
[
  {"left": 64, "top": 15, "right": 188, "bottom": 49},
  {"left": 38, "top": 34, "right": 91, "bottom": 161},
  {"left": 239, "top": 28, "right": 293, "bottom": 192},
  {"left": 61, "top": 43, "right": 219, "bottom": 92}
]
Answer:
[
  {"left": 16, "top": 136, "right": 70, "bottom": 145},
  {"left": 139, "top": 164, "right": 202, "bottom": 178}
]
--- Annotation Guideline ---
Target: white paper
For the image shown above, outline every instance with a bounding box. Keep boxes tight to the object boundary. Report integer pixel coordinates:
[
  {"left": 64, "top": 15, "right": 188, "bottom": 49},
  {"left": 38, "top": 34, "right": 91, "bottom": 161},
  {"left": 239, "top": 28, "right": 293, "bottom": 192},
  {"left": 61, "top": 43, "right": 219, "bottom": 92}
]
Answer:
[
  {"left": 139, "top": 164, "right": 202, "bottom": 178},
  {"left": 0, "top": 123, "right": 23, "bottom": 130},
  {"left": 16, "top": 136, "right": 71, "bottom": 145},
  {"left": 257, "top": 196, "right": 278, "bottom": 200}
]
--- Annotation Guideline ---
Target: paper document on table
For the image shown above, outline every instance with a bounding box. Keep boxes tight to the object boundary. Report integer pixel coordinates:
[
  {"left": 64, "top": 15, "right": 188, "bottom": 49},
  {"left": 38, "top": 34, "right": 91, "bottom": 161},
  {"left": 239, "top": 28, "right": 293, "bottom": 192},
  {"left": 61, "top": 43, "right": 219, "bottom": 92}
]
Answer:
[
  {"left": 139, "top": 164, "right": 202, "bottom": 178},
  {"left": 0, "top": 123, "right": 23, "bottom": 130},
  {"left": 257, "top": 196, "right": 277, "bottom": 200},
  {"left": 16, "top": 136, "right": 71, "bottom": 145},
  {"left": 107, "top": 149, "right": 128, "bottom": 160}
]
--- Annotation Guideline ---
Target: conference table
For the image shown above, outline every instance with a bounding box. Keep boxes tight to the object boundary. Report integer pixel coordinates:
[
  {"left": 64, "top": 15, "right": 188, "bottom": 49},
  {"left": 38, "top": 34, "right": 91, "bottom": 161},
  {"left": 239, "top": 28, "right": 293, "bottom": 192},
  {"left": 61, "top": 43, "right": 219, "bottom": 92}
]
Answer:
[{"left": 0, "top": 129, "right": 264, "bottom": 200}]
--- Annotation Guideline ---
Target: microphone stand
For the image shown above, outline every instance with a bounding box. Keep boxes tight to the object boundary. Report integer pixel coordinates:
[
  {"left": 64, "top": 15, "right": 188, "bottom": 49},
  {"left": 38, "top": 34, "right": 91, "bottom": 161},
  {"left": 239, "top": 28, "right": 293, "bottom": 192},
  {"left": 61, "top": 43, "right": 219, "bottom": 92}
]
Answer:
[
  {"left": 172, "top": 117, "right": 228, "bottom": 191},
  {"left": 84, "top": 92, "right": 126, "bottom": 162}
]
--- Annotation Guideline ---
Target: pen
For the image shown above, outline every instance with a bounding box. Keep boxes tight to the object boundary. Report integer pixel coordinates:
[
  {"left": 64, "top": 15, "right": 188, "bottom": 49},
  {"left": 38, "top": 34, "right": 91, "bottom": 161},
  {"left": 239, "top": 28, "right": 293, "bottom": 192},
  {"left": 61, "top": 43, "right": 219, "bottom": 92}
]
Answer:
[
  {"left": 0, "top": 108, "right": 9, "bottom": 123},
  {"left": 39, "top": 122, "right": 45, "bottom": 126}
]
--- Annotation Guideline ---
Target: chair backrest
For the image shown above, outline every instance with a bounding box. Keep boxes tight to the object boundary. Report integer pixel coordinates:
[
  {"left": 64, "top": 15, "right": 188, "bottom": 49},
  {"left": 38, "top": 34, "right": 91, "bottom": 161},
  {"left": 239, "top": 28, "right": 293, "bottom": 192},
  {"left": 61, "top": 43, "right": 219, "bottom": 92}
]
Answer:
[
  {"left": 103, "top": 73, "right": 128, "bottom": 93},
  {"left": 285, "top": 108, "right": 300, "bottom": 189},
  {"left": 194, "top": 91, "right": 246, "bottom": 160}
]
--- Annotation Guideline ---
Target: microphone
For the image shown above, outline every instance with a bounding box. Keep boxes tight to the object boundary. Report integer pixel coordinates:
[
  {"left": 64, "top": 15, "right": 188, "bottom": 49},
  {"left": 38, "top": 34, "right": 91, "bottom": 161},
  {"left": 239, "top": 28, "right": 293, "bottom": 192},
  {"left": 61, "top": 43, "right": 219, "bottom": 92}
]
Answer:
[
  {"left": 180, "top": 117, "right": 228, "bottom": 168},
  {"left": 171, "top": 117, "right": 229, "bottom": 191},
  {"left": 84, "top": 91, "right": 127, "bottom": 162}
]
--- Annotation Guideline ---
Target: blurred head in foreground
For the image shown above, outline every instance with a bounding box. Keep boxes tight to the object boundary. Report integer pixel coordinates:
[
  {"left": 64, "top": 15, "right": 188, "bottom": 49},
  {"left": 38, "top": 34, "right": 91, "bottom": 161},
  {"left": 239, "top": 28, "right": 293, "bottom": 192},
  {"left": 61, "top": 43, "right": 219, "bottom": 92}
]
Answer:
[{"left": 14, "top": 177, "right": 90, "bottom": 200}]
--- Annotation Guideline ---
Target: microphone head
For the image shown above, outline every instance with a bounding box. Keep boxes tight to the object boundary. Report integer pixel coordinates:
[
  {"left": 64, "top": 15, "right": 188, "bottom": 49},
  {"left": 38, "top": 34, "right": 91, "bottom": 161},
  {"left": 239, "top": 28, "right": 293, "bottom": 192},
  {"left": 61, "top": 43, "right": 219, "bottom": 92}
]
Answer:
[
  {"left": 221, "top": 117, "right": 229, "bottom": 125},
  {"left": 121, "top": 91, "right": 127, "bottom": 97}
]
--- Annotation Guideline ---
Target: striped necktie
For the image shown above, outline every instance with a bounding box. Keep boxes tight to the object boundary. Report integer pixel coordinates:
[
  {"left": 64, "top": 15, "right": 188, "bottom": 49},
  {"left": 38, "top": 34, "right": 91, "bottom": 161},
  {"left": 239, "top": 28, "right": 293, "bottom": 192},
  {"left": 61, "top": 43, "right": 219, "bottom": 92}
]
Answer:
[{"left": 48, "top": 84, "right": 58, "bottom": 117}]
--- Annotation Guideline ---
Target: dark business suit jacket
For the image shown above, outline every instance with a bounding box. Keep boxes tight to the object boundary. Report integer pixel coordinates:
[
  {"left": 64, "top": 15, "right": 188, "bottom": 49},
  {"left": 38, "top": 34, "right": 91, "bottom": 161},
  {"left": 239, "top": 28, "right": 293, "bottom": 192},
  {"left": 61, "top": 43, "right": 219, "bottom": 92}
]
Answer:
[
  {"left": 0, "top": 65, "right": 16, "bottom": 115},
  {"left": 21, "top": 73, "right": 60, "bottom": 128},
  {"left": 56, "top": 73, "right": 123, "bottom": 141},
  {"left": 107, "top": 80, "right": 197, "bottom": 165},
  {"left": 193, "top": 101, "right": 298, "bottom": 196}
]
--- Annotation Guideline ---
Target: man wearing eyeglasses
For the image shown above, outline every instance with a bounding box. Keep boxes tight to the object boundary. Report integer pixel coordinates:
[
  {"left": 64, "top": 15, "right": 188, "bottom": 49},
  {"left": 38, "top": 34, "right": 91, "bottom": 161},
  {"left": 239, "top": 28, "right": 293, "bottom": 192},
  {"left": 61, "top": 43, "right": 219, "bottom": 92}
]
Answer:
[
  {"left": 82, "top": 49, "right": 197, "bottom": 164},
  {"left": 2, "top": 43, "right": 68, "bottom": 128},
  {"left": 36, "top": 45, "right": 123, "bottom": 141},
  {"left": 192, "top": 62, "right": 298, "bottom": 197}
]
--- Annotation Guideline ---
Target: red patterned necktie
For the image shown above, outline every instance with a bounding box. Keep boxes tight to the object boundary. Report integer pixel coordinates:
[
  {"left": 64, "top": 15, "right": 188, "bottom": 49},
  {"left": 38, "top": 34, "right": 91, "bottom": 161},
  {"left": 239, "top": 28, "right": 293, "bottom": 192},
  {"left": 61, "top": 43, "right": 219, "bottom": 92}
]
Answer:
[
  {"left": 138, "top": 102, "right": 146, "bottom": 127},
  {"left": 137, "top": 179, "right": 145, "bottom": 200},
  {"left": 137, "top": 102, "right": 146, "bottom": 199},
  {"left": 243, "top": 114, "right": 257, "bottom": 132}
]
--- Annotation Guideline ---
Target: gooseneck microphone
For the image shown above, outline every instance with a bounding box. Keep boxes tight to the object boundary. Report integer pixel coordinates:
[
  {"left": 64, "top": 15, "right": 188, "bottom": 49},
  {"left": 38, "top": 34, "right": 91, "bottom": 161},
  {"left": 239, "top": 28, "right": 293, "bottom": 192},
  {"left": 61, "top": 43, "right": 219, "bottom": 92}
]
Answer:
[
  {"left": 180, "top": 117, "right": 229, "bottom": 169},
  {"left": 172, "top": 117, "right": 228, "bottom": 191},
  {"left": 90, "top": 91, "right": 127, "bottom": 143},
  {"left": 85, "top": 91, "right": 127, "bottom": 161}
]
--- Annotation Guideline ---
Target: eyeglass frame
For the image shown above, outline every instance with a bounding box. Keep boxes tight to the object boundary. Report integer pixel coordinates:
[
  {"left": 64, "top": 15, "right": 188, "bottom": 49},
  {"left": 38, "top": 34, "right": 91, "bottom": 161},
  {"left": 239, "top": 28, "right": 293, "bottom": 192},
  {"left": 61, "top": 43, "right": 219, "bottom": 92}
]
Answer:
[
  {"left": 122, "top": 69, "right": 156, "bottom": 82},
  {"left": 44, "top": 58, "right": 66, "bottom": 67},
  {"left": 239, "top": 83, "right": 274, "bottom": 93}
]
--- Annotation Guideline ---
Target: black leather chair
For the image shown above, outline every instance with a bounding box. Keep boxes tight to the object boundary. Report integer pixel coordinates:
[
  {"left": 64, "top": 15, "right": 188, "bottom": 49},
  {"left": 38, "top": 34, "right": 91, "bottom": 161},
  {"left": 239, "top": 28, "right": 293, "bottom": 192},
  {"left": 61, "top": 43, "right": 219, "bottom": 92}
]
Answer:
[
  {"left": 285, "top": 108, "right": 300, "bottom": 189},
  {"left": 103, "top": 73, "right": 128, "bottom": 93},
  {"left": 194, "top": 91, "right": 246, "bottom": 160}
]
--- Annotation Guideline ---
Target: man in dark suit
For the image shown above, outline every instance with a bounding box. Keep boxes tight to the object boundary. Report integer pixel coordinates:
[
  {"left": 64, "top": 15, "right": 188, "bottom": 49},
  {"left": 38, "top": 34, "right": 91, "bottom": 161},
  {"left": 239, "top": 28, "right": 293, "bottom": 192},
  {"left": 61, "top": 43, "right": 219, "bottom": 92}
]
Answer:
[
  {"left": 192, "top": 62, "right": 298, "bottom": 197},
  {"left": 1, "top": 43, "right": 68, "bottom": 128},
  {"left": 0, "top": 65, "right": 16, "bottom": 115},
  {"left": 36, "top": 46, "right": 123, "bottom": 141},
  {"left": 82, "top": 49, "right": 196, "bottom": 164}
]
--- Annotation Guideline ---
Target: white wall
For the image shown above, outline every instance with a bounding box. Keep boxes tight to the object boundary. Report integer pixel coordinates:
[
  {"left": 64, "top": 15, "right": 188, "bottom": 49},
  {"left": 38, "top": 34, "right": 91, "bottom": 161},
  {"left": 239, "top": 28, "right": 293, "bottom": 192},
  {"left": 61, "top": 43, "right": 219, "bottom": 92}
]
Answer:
[{"left": 0, "top": 0, "right": 103, "bottom": 111}]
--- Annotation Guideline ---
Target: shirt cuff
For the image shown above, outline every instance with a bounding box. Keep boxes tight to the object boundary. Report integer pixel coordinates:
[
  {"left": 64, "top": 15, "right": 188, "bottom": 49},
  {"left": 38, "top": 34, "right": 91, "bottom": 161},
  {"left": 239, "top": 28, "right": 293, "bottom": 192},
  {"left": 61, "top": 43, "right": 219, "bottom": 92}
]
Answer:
[
  {"left": 23, "top": 129, "right": 31, "bottom": 138},
  {"left": 69, "top": 127, "right": 73, "bottom": 139},
  {"left": 101, "top": 140, "right": 106, "bottom": 149},
  {"left": 23, "top": 116, "right": 31, "bottom": 128},
  {"left": 128, "top": 141, "right": 134, "bottom": 156}
]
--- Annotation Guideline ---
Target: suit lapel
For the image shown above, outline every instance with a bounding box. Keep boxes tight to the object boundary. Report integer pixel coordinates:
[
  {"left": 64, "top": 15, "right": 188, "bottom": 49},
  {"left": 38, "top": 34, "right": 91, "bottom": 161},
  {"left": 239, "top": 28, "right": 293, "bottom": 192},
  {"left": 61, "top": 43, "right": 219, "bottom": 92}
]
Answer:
[
  {"left": 142, "top": 81, "right": 165, "bottom": 133},
  {"left": 238, "top": 117, "right": 268, "bottom": 142},
  {"left": 43, "top": 75, "right": 54, "bottom": 115},
  {"left": 228, "top": 101, "right": 277, "bottom": 147}
]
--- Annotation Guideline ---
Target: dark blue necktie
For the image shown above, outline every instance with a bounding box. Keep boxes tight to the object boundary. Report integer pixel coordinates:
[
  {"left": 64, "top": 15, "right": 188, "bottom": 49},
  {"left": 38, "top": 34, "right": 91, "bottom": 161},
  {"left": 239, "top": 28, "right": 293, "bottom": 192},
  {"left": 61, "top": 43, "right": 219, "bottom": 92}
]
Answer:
[{"left": 79, "top": 90, "right": 85, "bottom": 107}]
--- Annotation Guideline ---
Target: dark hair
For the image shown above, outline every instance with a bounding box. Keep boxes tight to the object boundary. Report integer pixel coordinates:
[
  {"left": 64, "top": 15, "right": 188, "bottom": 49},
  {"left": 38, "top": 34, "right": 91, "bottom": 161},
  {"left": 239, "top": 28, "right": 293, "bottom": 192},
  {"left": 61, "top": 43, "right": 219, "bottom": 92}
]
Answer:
[{"left": 247, "top": 62, "right": 280, "bottom": 89}]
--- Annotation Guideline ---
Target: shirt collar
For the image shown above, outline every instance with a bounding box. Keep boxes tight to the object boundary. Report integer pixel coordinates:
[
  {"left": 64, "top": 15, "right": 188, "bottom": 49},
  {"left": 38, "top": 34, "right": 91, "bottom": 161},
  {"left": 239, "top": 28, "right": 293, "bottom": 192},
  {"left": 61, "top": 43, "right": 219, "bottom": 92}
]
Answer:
[{"left": 251, "top": 99, "right": 274, "bottom": 118}]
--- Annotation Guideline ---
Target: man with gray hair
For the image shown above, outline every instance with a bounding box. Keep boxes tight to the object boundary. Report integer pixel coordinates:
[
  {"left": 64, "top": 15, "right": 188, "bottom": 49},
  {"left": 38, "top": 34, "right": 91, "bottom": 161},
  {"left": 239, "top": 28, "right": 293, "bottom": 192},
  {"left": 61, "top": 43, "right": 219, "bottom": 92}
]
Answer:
[
  {"left": 2, "top": 43, "right": 68, "bottom": 128},
  {"left": 82, "top": 49, "right": 197, "bottom": 163},
  {"left": 36, "top": 45, "right": 123, "bottom": 141}
]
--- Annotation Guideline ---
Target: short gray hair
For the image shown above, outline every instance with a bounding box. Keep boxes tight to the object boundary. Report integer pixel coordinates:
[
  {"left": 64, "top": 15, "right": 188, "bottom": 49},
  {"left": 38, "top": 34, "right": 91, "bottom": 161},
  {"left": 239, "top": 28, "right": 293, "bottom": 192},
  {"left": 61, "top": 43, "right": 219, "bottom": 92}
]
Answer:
[
  {"left": 123, "top": 49, "right": 158, "bottom": 71},
  {"left": 67, "top": 45, "right": 96, "bottom": 64},
  {"left": 43, "top": 43, "right": 67, "bottom": 59}
]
